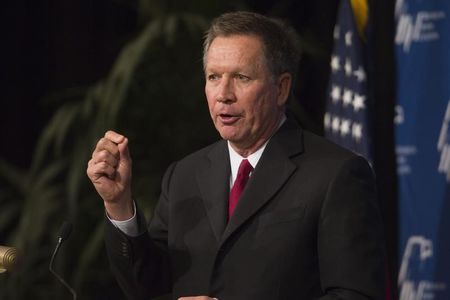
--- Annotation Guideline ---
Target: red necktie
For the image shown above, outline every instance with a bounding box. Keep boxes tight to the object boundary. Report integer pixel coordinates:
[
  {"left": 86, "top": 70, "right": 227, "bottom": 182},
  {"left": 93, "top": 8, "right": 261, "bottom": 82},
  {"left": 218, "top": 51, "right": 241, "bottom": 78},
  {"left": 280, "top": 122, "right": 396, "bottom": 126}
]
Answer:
[{"left": 228, "top": 159, "right": 253, "bottom": 218}]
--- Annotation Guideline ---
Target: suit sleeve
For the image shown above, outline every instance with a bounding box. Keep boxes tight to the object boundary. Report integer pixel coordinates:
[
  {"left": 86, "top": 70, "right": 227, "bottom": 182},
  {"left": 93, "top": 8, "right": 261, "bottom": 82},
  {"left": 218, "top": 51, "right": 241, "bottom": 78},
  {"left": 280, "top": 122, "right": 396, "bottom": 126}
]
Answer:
[
  {"left": 317, "top": 155, "right": 386, "bottom": 300},
  {"left": 104, "top": 163, "right": 176, "bottom": 300}
]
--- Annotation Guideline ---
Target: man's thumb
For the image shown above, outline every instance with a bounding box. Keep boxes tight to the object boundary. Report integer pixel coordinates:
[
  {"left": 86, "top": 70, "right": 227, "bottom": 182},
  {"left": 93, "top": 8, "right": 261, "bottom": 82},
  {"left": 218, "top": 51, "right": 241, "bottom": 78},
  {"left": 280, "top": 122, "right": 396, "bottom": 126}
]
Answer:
[{"left": 118, "top": 138, "right": 132, "bottom": 165}]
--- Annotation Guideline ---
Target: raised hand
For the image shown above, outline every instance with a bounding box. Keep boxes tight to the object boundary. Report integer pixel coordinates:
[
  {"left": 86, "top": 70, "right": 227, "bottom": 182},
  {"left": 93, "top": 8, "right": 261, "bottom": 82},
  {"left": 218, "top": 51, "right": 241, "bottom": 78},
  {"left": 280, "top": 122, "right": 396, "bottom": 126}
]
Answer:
[{"left": 87, "top": 130, "right": 133, "bottom": 220}]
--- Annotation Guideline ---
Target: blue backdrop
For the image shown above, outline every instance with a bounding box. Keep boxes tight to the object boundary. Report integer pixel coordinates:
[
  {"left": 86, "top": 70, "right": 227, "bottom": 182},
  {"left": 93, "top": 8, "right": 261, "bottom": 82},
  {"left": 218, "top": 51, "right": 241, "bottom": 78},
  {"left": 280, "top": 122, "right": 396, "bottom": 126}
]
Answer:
[{"left": 395, "top": 0, "right": 450, "bottom": 299}]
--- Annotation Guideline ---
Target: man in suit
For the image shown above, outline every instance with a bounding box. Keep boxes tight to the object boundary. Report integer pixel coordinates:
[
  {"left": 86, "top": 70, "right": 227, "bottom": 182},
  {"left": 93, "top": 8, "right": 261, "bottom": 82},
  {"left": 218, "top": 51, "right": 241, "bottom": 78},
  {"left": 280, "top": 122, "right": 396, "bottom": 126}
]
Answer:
[{"left": 87, "top": 11, "right": 385, "bottom": 300}]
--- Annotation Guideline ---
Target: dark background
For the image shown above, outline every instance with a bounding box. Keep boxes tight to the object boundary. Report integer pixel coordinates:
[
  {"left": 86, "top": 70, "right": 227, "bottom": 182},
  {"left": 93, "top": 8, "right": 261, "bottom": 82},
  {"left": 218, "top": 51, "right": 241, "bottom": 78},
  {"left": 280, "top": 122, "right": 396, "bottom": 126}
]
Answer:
[
  {"left": 2, "top": 0, "right": 138, "bottom": 168},
  {"left": 0, "top": 0, "right": 397, "bottom": 299},
  {"left": 1, "top": 0, "right": 342, "bottom": 168}
]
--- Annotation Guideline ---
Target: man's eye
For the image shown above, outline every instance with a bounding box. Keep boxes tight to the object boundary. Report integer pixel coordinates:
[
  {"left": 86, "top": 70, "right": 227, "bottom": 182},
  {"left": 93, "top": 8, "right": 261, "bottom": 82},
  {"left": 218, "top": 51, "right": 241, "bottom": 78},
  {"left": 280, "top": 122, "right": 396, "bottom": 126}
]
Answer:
[
  {"left": 236, "top": 74, "right": 250, "bottom": 82},
  {"left": 208, "top": 74, "right": 219, "bottom": 81}
]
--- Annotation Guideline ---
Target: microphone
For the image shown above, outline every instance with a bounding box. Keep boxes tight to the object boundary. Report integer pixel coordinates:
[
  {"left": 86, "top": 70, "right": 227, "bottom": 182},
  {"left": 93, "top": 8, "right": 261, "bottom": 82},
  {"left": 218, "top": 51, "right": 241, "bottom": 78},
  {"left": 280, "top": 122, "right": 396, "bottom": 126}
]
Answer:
[
  {"left": 49, "top": 221, "right": 77, "bottom": 300},
  {"left": 0, "top": 246, "right": 19, "bottom": 273}
]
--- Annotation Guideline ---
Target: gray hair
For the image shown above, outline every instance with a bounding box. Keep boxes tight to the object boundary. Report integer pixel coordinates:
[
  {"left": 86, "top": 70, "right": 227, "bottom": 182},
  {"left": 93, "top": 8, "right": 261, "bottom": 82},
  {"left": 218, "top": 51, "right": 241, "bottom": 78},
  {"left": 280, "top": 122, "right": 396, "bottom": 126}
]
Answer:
[{"left": 203, "top": 11, "right": 301, "bottom": 78}]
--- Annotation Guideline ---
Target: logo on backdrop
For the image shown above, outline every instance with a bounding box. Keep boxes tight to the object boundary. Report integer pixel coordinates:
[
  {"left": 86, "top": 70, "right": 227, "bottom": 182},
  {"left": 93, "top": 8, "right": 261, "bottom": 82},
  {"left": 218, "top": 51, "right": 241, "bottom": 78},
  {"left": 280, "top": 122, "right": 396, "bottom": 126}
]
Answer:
[
  {"left": 437, "top": 101, "right": 450, "bottom": 181},
  {"left": 399, "top": 236, "right": 446, "bottom": 300},
  {"left": 395, "top": 0, "right": 446, "bottom": 52},
  {"left": 395, "top": 105, "right": 405, "bottom": 125}
]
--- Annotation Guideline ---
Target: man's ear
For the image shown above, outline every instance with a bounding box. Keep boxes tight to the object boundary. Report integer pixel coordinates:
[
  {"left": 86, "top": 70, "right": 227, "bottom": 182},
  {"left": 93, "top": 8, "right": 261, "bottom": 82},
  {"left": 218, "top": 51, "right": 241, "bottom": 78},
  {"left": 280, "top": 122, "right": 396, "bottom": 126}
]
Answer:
[{"left": 276, "top": 73, "right": 292, "bottom": 106}]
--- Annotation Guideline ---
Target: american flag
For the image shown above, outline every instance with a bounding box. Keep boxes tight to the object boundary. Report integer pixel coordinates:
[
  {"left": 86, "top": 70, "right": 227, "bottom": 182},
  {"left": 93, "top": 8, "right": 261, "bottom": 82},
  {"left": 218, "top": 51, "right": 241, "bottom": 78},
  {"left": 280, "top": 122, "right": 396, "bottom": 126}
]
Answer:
[{"left": 324, "top": 0, "right": 372, "bottom": 162}]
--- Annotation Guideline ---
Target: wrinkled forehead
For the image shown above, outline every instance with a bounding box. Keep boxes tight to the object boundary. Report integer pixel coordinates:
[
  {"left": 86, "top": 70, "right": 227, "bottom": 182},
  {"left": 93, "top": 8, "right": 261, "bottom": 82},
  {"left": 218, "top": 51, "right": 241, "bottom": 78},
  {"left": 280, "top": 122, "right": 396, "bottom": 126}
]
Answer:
[{"left": 204, "top": 34, "right": 269, "bottom": 71}]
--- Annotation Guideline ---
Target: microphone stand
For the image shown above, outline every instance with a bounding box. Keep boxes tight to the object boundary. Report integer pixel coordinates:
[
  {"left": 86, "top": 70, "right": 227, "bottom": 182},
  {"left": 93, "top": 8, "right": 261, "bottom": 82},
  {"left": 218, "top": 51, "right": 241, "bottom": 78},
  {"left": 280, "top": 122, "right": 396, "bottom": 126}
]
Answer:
[{"left": 49, "top": 222, "right": 77, "bottom": 300}]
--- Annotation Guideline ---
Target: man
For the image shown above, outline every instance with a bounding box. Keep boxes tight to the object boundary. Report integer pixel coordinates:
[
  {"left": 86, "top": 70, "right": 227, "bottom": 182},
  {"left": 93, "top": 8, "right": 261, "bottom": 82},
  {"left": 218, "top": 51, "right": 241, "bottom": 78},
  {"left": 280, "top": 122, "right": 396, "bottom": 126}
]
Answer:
[{"left": 87, "top": 11, "right": 385, "bottom": 300}]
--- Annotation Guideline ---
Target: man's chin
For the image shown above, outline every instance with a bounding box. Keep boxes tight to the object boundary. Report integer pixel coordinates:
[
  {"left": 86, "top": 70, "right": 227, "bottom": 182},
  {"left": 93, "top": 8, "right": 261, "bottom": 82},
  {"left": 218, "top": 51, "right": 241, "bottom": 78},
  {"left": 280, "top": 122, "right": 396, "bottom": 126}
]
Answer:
[
  {"left": 222, "top": 136, "right": 247, "bottom": 149},
  {"left": 217, "top": 128, "right": 239, "bottom": 141}
]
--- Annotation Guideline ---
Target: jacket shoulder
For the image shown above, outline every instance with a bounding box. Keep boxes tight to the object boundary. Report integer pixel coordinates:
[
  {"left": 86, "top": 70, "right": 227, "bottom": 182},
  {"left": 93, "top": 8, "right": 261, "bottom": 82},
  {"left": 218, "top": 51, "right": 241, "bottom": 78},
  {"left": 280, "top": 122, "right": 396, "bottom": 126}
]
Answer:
[
  {"left": 168, "top": 139, "right": 226, "bottom": 173},
  {"left": 301, "top": 129, "right": 364, "bottom": 162}
]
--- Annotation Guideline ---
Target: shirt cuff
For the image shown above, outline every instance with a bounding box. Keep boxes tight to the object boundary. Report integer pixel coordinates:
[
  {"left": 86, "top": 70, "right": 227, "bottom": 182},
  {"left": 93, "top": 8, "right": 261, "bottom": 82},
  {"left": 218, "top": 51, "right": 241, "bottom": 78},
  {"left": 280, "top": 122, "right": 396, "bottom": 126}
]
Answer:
[{"left": 107, "top": 201, "right": 140, "bottom": 237}]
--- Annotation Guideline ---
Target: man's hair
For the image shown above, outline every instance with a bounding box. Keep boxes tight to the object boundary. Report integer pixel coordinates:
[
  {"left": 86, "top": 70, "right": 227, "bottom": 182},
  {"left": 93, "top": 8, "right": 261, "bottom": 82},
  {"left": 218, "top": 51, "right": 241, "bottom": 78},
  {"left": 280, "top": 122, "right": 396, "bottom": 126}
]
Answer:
[{"left": 203, "top": 11, "right": 301, "bottom": 78}]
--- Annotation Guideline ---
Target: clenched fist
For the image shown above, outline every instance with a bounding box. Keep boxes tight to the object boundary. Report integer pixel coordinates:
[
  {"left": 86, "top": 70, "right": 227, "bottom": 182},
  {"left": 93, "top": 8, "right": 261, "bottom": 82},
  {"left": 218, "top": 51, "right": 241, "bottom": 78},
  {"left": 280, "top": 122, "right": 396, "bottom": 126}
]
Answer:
[{"left": 87, "top": 130, "right": 133, "bottom": 220}]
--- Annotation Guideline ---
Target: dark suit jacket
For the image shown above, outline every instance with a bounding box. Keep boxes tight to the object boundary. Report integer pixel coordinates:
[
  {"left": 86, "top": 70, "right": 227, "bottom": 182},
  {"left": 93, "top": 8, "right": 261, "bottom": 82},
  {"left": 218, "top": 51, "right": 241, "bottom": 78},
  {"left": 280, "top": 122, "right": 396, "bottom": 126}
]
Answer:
[{"left": 105, "top": 118, "right": 385, "bottom": 300}]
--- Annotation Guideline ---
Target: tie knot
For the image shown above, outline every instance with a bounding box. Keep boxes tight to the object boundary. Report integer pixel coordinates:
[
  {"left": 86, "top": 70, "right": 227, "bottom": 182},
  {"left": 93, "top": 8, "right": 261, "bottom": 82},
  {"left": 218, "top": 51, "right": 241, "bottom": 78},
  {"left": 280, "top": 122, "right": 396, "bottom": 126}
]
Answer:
[{"left": 237, "top": 159, "right": 253, "bottom": 178}]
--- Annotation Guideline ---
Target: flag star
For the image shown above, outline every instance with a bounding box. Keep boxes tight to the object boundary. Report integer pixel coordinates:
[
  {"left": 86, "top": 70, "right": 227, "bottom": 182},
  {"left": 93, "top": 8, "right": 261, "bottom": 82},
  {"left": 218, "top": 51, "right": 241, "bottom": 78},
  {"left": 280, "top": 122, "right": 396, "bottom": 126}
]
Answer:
[
  {"left": 353, "top": 93, "right": 366, "bottom": 112},
  {"left": 340, "top": 119, "right": 351, "bottom": 136},
  {"left": 342, "top": 89, "right": 353, "bottom": 106},
  {"left": 334, "top": 26, "right": 340, "bottom": 40},
  {"left": 353, "top": 66, "right": 366, "bottom": 82},
  {"left": 332, "top": 116, "right": 341, "bottom": 133},
  {"left": 352, "top": 122, "right": 363, "bottom": 142},
  {"left": 344, "top": 58, "right": 352, "bottom": 76},
  {"left": 345, "top": 31, "right": 353, "bottom": 46},
  {"left": 324, "top": 113, "right": 331, "bottom": 129},
  {"left": 330, "top": 85, "right": 341, "bottom": 103},
  {"left": 330, "top": 55, "right": 340, "bottom": 73}
]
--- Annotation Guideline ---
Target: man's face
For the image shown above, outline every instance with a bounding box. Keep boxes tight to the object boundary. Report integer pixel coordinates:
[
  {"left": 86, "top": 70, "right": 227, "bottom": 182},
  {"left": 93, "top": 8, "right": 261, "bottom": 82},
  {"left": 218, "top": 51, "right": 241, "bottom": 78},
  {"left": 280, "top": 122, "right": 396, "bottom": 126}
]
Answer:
[{"left": 204, "top": 35, "right": 290, "bottom": 153}]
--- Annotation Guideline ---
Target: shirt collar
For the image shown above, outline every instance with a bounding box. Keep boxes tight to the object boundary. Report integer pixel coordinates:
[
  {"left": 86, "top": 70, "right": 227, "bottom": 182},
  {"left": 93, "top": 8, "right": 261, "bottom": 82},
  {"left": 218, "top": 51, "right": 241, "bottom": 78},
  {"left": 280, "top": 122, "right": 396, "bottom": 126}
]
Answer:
[
  {"left": 227, "top": 114, "right": 286, "bottom": 187},
  {"left": 227, "top": 141, "right": 267, "bottom": 187}
]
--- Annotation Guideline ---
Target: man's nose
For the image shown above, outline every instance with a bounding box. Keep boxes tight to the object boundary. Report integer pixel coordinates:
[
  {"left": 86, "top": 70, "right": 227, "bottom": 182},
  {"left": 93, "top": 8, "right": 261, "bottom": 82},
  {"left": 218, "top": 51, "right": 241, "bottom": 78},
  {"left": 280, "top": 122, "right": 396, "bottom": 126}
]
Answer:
[{"left": 216, "top": 77, "right": 236, "bottom": 103}]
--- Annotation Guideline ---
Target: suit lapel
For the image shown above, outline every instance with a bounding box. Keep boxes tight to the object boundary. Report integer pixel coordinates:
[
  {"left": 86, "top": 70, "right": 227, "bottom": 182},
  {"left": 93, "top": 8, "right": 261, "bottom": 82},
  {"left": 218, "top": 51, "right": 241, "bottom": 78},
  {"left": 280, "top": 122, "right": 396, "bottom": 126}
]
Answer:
[
  {"left": 221, "top": 119, "right": 304, "bottom": 244},
  {"left": 196, "top": 141, "right": 230, "bottom": 243}
]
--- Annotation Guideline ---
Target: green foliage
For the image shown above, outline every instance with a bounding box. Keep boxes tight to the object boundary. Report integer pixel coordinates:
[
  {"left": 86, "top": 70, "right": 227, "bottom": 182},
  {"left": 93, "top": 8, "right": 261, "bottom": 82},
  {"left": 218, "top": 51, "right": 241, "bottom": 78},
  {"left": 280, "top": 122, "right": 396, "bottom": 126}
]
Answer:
[
  {"left": 0, "top": 6, "right": 229, "bottom": 299},
  {"left": 0, "top": 1, "right": 324, "bottom": 297}
]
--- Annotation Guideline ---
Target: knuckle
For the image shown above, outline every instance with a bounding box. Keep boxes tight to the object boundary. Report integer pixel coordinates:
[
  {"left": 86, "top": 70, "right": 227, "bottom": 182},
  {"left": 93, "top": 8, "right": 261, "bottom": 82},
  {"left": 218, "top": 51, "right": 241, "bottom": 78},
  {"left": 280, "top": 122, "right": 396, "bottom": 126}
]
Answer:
[
  {"left": 105, "top": 130, "right": 125, "bottom": 143},
  {"left": 87, "top": 159, "right": 94, "bottom": 169},
  {"left": 105, "top": 130, "right": 116, "bottom": 138},
  {"left": 97, "top": 150, "right": 108, "bottom": 160},
  {"left": 91, "top": 152, "right": 101, "bottom": 162},
  {"left": 86, "top": 164, "right": 94, "bottom": 177},
  {"left": 98, "top": 161, "right": 108, "bottom": 169},
  {"left": 96, "top": 138, "right": 106, "bottom": 149},
  {"left": 105, "top": 130, "right": 120, "bottom": 139}
]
